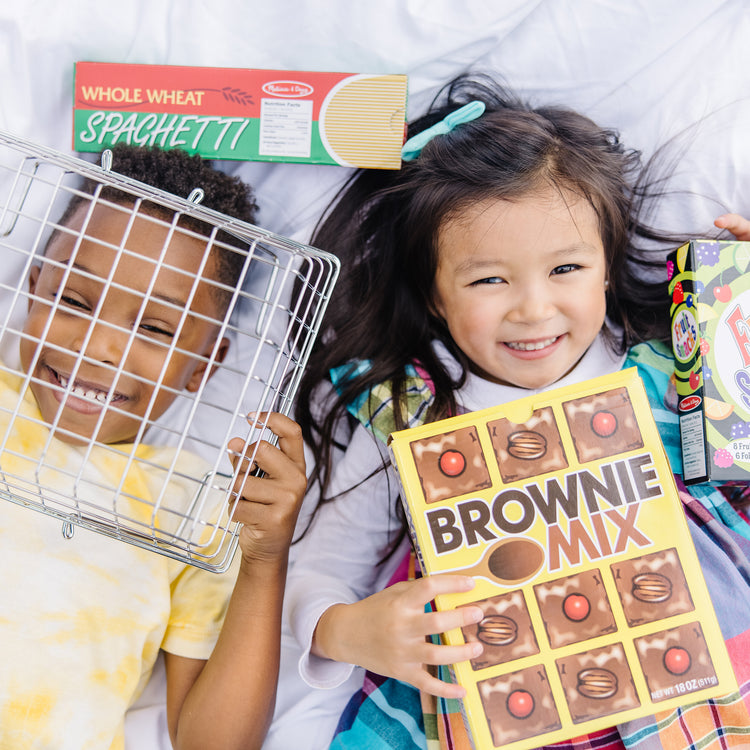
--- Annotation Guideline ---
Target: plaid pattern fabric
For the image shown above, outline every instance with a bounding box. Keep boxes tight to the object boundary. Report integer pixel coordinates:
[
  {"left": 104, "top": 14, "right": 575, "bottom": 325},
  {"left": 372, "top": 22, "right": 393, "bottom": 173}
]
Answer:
[
  {"left": 329, "top": 362, "right": 435, "bottom": 445},
  {"left": 328, "top": 342, "right": 750, "bottom": 750}
]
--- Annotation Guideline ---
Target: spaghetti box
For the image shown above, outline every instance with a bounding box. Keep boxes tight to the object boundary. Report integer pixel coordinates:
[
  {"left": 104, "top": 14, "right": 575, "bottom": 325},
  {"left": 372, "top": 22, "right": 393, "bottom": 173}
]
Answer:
[
  {"left": 72, "top": 62, "right": 408, "bottom": 169},
  {"left": 388, "top": 368, "right": 735, "bottom": 750},
  {"left": 668, "top": 239, "right": 750, "bottom": 483}
]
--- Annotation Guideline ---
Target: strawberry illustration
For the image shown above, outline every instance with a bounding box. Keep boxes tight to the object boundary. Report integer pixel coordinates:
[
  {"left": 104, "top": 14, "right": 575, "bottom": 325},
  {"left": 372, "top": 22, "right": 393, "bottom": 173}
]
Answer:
[{"left": 672, "top": 281, "right": 684, "bottom": 304}]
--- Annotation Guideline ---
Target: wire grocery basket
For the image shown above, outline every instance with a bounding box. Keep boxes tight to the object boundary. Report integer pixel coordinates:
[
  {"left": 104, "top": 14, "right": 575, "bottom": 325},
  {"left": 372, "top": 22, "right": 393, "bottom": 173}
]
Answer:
[{"left": 0, "top": 131, "right": 339, "bottom": 572}]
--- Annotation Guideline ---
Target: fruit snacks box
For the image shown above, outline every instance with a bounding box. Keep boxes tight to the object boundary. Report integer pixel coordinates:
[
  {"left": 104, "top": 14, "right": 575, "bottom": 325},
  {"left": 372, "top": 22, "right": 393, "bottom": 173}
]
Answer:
[
  {"left": 668, "top": 239, "right": 750, "bottom": 483},
  {"left": 73, "top": 62, "right": 407, "bottom": 169},
  {"left": 388, "top": 368, "right": 735, "bottom": 750}
]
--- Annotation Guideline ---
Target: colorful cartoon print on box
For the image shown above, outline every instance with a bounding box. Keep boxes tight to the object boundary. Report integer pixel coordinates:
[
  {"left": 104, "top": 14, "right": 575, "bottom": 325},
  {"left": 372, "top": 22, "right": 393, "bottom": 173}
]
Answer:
[{"left": 668, "top": 240, "right": 750, "bottom": 482}]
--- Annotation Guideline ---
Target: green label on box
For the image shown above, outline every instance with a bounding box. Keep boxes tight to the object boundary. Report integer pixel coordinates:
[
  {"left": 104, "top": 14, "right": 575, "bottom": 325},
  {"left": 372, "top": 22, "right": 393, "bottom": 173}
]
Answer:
[{"left": 73, "top": 62, "right": 408, "bottom": 169}]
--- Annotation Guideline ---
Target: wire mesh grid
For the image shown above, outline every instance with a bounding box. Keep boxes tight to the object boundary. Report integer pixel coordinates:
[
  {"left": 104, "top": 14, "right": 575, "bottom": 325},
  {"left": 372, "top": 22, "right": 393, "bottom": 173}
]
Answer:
[{"left": 0, "top": 131, "right": 338, "bottom": 572}]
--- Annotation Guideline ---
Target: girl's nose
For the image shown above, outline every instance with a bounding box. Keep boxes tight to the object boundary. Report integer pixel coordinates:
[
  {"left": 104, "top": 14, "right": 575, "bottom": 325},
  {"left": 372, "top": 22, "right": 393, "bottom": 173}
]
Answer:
[{"left": 507, "top": 284, "right": 556, "bottom": 324}]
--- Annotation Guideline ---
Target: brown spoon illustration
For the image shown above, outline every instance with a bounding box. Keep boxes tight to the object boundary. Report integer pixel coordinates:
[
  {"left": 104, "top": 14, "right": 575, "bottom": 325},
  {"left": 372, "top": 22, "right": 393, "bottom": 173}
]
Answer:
[{"left": 454, "top": 536, "right": 546, "bottom": 585}]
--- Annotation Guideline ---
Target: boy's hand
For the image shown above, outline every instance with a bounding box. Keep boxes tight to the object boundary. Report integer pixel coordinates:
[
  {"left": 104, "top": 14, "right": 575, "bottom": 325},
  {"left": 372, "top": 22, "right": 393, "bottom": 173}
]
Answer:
[
  {"left": 715, "top": 213, "right": 750, "bottom": 241},
  {"left": 315, "top": 574, "right": 484, "bottom": 699},
  {"left": 226, "top": 412, "right": 306, "bottom": 565}
]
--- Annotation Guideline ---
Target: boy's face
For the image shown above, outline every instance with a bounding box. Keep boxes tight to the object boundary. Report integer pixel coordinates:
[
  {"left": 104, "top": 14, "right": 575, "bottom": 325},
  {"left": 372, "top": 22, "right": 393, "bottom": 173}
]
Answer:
[{"left": 20, "top": 202, "right": 228, "bottom": 445}]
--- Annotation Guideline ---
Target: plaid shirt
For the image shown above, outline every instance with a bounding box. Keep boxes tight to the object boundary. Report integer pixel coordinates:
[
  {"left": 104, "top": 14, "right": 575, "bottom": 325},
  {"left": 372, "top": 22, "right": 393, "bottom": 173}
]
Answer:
[{"left": 329, "top": 342, "right": 750, "bottom": 750}]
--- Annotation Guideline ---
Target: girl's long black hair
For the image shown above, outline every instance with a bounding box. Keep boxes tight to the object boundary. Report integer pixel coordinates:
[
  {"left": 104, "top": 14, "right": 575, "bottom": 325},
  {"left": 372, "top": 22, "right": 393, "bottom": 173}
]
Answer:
[{"left": 296, "top": 72, "right": 691, "bottom": 530}]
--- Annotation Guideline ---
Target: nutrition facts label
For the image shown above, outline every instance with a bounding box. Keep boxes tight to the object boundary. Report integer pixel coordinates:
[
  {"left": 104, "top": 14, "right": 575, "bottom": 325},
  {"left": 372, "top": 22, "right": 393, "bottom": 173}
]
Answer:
[
  {"left": 680, "top": 411, "right": 707, "bottom": 481},
  {"left": 258, "top": 98, "right": 313, "bottom": 157}
]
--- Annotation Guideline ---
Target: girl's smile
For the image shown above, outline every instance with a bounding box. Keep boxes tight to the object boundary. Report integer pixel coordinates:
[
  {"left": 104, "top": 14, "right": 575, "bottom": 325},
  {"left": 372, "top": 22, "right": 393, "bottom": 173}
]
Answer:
[
  {"left": 432, "top": 187, "right": 608, "bottom": 390},
  {"left": 503, "top": 335, "right": 563, "bottom": 356}
]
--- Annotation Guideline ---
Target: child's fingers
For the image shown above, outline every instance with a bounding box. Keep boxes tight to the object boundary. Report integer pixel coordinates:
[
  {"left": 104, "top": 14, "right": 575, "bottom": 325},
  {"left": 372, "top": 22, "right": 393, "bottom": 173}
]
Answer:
[
  {"left": 392, "top": 640, "right": 481, "bottom": 698},
  {"left": 227, "top": 428, "right": 305, "bottom": 492},
  {"left": 420, "top": 601, "right": 484, "bottom": 639},
  {"left": 408, "top": 666, "right": 468, "bottom": 699},
  {"left": 227, "top": 441, "right": 306, "bottom": 506},
  {"left": 404, "top": 573, "right": 477, "bottom": 606},
  {"left": 387, "top": 573, "right": 485, "bottom": 642},
  {"left": 227, "top": 436, "right": 293, "bottom": 483},
  {"left": 410, "top": 635, "right": 482, "bottom": 666},
  {"left": 246, "top": 411, "right": 306, "bottom": 474},
  {"left": 383, "top": 575, "right": 482, "bottom": 640},
  {"left": 715, "top": 213, "right": 750, "bottom": 240},
  {"left": 224, "top": 442, "right": 306, "bottom": 557}
]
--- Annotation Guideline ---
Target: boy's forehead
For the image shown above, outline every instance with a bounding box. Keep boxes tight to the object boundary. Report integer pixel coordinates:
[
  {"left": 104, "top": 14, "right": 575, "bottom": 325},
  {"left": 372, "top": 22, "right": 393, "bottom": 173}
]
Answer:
[
  {"left": 44, "top": 202, "right": 221, "bottom": 310},
  {"left": 49, "top": 202, "right": 215, "bottom": 272}
]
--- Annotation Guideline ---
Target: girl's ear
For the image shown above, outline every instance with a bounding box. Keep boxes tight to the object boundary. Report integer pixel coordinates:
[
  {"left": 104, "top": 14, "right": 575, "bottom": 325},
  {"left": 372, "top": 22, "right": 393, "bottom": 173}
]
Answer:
[
  {"left": 185, "top": 336, "right": 230, "bottom": 393},
  {"left": 428, "top": 289, "right": 446, "bottom": 322}
]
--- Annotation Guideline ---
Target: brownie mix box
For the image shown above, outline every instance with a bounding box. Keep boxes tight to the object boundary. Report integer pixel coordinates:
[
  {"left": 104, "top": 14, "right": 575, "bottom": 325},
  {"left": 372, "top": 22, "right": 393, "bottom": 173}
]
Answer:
[
  {"left": 73, "top": 62, "right": 407, "bottom": 168},
  {"left": 668, "top": 240, "right": 750, "bottom": 483},
  {"left": 388, "top": 368, "right": 735, "bottom": 750}
]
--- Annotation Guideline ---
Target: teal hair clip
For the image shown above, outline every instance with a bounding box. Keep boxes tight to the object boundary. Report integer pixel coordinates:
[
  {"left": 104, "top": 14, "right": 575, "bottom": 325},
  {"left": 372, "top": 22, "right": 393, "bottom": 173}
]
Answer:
[{"left": 401, "top": 100, "right": 486, "bottom": 162}]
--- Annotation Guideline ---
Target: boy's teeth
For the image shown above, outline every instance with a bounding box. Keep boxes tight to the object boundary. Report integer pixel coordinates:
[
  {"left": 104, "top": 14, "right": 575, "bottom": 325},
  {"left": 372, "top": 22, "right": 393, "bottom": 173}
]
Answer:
[
  {"left": 58, "top": 373, "right": 110, "bottom": 403},
  {"left": 507, "top": 336, "right": 557, "bottom": 351}
]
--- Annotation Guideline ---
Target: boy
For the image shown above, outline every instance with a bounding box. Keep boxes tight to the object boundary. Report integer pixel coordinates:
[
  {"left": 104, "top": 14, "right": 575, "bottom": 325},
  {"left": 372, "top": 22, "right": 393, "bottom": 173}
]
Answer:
[{"left": 0, "top": 145, "right": 306, "bottom": 750}]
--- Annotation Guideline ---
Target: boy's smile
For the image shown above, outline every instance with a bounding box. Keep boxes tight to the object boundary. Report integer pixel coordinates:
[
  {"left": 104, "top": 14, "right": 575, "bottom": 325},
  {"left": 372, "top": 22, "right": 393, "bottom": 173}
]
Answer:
[
  {"left": 432, "top": 187, "right": 608, "bottom": 390},
  {"left": 20, "top": 202, "right": 228, "bottom": 444},
  {"left": 45, "top": 366, "right": 130, "bottom": 411}
]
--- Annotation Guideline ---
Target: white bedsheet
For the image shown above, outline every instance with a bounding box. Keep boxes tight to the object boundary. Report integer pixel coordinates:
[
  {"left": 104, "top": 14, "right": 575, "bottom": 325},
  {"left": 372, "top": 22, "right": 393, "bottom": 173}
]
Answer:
[{"left": 2, "top": 2, "right": 749, "bottom": 748}]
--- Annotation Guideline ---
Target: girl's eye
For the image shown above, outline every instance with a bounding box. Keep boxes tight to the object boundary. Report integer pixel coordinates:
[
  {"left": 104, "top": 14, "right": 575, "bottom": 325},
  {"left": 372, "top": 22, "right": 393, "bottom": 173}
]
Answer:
[
  {"left": 551, "top": 264, "right": 581, "bottom": 275},
  {"left": 471, "top": 276, "right": 505, "bottom": 286}
]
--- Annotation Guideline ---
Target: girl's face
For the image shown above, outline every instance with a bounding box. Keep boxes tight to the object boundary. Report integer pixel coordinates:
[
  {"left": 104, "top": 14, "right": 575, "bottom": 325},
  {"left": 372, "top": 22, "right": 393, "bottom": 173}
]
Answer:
[{"left": 432, "top": 187, "right": 608, "bottom": 390}]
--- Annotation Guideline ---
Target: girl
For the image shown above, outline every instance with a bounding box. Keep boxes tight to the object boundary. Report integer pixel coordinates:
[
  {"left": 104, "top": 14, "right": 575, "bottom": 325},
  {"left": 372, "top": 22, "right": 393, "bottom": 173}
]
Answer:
[{"left": 285, "top": 74, "right": 750, "bottom": 749}]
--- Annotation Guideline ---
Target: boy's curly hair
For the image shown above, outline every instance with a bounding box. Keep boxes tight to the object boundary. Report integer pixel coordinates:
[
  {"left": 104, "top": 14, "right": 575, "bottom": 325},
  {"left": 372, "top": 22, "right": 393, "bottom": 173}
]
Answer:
[
  {"left": 101, "top": 144, "right": 258, "bottom": 225},
  {"left": 54, "top": 144, "right": 259, "bottom": 298}
]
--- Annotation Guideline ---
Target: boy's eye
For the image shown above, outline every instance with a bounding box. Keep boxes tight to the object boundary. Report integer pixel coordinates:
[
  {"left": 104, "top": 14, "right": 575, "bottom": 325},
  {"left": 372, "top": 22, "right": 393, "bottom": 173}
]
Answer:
[
  {"left": 59, "top": 293, "right": 91, "bottom": 311},
  {"left": 139, "top": 322, "right": 175, "bottom": 339},
  {"left": 551, "top": 264, "right": 581, "bottom": 275}
]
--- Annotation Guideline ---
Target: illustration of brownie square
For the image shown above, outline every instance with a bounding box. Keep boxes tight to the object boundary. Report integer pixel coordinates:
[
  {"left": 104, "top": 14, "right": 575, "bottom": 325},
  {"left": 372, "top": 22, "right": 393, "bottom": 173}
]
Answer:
[
  {"left": 487, "top": 406, "right": 568, "bottom": 483},
  {"left": 634, "top": 622, "right": 717, "bottom": 702},
  {"left": 409, "top": 425, "right": 492, "bottom": 504},
  {"left": 477, "top": 665, "right": 561, "bottom": 747},
  {"left": 533, "top": 568, "right": 617, "bottom": 648},
  {"left": 460, "top": 589, "right": 539, "bottom": 670},
  {"left": 556, "top": 642, "right": 640, "bottom": 723},
  {"left": 611, "top": 547, "right": 694, "bottom": 627},
  {"left": 562, "top": 387, "right": 643, "bottom": 463}
]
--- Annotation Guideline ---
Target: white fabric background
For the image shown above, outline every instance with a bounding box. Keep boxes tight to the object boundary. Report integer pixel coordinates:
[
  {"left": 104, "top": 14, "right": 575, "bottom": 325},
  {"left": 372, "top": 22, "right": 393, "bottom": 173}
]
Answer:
[{"left": 2, "top": 1, "right": 749, "bottom": 748}]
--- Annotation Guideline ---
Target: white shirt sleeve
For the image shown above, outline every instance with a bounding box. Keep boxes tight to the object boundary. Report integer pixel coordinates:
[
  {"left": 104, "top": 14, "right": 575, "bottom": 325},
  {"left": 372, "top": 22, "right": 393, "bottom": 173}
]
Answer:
[{"left": 286, "top": 417, "right": 408, "bottom": 688}]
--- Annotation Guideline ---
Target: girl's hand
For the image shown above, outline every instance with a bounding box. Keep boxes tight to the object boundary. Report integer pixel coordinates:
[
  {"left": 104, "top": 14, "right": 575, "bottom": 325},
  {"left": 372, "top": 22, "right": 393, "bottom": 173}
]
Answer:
[
  {"left": 226, "top": 412, "right": 306, "bottom": 565},
  {"left": 315, "top": 574, "right": 484, "bottom": 699},
  {"left": 715, "top": 213, "right": 750, "bottom": 241}
]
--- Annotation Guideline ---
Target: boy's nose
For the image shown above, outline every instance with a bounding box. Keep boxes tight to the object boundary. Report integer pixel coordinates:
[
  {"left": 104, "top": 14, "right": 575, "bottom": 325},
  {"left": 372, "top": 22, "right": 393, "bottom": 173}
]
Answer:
[{"left": 73, "top": 318, "right": 129, "bottom": 367}]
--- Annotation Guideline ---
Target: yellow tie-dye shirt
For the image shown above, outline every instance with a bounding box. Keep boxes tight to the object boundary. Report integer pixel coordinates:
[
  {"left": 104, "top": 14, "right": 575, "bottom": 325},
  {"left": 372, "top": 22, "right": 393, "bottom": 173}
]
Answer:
[{"left": 0, "top": 370, "right": 238, "bottom": 750}]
